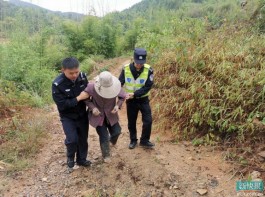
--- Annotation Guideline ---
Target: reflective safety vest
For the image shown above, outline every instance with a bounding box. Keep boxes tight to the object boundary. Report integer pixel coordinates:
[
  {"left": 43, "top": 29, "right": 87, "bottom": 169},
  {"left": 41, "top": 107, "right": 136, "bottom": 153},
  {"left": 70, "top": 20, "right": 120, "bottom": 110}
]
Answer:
[{"left": 124, "top": 64, "right": 150, "bottom": 98}]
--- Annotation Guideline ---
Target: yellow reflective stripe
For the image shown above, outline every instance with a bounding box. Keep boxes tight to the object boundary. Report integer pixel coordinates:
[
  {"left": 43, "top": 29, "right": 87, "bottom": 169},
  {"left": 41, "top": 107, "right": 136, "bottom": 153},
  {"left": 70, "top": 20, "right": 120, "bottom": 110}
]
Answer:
[
  {"left": 125, "top": 86, "right": 134, "bottom": 90},
  {"left": 125, "top": 86, "right": 142, "bottom": 90}
]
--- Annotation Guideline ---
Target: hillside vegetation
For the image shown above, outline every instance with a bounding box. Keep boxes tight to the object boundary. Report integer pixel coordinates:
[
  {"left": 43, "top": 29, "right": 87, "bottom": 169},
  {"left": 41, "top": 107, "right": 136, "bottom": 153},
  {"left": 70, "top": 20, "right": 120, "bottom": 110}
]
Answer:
[{"left": 134, "top": 0, "right": 265, "bottom": 143}]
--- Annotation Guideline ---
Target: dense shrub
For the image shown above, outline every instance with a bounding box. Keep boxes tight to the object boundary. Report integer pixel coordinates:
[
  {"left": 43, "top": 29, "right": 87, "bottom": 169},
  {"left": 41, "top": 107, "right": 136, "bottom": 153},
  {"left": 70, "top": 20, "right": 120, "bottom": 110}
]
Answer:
[{"left": 142, "top": 22, "right": 265, "bottom": 141}]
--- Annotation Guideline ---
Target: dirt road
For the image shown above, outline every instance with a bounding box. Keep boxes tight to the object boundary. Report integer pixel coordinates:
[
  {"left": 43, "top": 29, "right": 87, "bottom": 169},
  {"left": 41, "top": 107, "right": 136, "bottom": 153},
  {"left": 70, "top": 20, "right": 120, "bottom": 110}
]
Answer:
[
  {"left": 1, "top": 59, "right": 240, "bottom": 197},
  {"left": 2, "top": 103, "right": 239, "bottom": 197}
]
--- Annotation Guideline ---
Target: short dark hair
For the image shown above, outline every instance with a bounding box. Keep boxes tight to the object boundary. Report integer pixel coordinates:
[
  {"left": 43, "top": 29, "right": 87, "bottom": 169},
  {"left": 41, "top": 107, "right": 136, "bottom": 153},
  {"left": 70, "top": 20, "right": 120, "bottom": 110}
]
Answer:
[{"left": 62, "top": 57, "right": 79, "bottom": 69}]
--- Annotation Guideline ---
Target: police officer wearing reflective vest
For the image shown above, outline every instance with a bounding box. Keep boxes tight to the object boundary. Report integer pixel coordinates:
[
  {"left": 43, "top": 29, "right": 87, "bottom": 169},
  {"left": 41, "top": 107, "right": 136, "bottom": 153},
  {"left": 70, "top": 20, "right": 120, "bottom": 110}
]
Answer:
[
  {"left": 119, "top": 48, "right": 155, "bottom": 149},
  {"left": 52, "top": 57, "right": 91, "bottom": 171}
]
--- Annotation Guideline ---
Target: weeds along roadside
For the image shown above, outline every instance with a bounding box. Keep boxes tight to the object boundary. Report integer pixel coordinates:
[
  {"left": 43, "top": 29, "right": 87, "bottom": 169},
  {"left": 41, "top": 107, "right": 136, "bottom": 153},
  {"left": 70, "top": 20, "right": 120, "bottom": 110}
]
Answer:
[
  {"left": 150, "top": 22, "right": 265, "bottom": 142},
  {"left": 139, "top": 21, "right": 265, "bottom": 173},
  {"left": 0, "top": 106, "right": 53, "bottom": 174},
  {"left": 0, "top": 73, "right": 54, "bottom": 174}
]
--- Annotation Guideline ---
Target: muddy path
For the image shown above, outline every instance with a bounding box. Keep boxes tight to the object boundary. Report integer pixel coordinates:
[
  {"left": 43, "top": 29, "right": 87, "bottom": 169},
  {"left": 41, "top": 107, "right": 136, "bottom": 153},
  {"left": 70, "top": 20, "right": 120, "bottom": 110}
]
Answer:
[{"left": 1, "top": 59, "right": 239, "bottom": 197}]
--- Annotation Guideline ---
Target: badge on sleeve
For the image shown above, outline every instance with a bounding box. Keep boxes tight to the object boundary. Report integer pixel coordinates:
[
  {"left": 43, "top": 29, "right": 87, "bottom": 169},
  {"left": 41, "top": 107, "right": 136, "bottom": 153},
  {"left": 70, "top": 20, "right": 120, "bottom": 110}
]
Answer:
[{"left": 150, "top": 74, "right": 154, "bottom": 81}]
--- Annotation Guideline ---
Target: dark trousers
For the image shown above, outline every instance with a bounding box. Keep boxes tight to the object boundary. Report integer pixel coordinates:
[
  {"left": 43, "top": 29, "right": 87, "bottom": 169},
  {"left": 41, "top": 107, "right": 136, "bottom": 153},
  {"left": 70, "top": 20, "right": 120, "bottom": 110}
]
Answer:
[
  {"left": 126, "top": 98, "right": 152, "bottom": 143},
  {"left": 60, "top": 115, "right": 88, "bottom": 163},
  {"left": 96, "top": 118, "right": 121, "bottom": 144}
]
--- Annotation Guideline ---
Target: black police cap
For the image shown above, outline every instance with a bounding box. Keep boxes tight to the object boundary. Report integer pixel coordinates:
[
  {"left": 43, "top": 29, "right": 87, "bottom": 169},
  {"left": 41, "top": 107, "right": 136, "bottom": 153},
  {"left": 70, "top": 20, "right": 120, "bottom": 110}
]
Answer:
[{"left": 134, "top": 48, "right": 147, "bottom": 64}]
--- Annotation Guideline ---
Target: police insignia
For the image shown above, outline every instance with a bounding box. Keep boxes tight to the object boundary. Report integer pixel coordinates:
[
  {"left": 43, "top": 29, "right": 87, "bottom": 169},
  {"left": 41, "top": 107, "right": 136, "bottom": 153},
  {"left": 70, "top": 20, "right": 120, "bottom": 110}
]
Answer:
[
  {"left": 140, "top": 79, "right": 145, "bottom": 84},
  {"left": 127, "top": 78, "right": 132, "bottom": 82}
]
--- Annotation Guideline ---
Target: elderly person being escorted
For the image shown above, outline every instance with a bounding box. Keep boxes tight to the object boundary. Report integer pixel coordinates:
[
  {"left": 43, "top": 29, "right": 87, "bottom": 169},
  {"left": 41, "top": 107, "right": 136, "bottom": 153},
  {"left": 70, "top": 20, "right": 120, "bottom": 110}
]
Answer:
[{"left": 84, "top": 71, "right": 126, "bottom": 163}]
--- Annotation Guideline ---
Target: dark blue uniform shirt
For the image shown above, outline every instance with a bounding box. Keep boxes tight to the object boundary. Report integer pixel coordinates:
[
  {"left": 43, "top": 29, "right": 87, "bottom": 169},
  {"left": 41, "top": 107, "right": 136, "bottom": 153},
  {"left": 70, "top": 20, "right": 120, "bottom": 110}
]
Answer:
[{"left": 52, "top": 72, "right": 88, "bottom": 119}]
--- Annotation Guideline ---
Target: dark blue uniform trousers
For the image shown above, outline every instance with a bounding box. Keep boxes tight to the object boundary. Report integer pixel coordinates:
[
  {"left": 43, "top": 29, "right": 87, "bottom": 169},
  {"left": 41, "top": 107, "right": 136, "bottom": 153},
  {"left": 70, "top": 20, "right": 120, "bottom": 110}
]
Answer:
[
  {"left": 60, "top": 115, "right": 88, "bottom": 163},
  {"left": 96, "top": 118, "right": 121, "bottom": 144},
  {"left": 126, "top": 98, "right": 152, "bottom": 143}
]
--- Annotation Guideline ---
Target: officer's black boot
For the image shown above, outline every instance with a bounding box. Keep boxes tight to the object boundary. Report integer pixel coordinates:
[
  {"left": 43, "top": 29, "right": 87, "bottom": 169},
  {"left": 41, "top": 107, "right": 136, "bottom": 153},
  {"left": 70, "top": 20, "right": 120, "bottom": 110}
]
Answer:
[
  {"left": 67, "top": 157, "right": 75, "bottom": 168},
  {"left": 67, "top": 157, "right": 75, "bottom": 173},
  {"left": 100, "top": 142, "right": 111, "bottom": 163},
  {"left": 66, "top": 143, "right": 77, "bottom": 166},
  {"left": 110, "top": 134, "right": 120, "bottom": 145},
  {"left": 129, "top": 140, "right": 137, "bottom": 149},
  {"left": 140, "top": 141, "right": 155, "bottom": 149}
]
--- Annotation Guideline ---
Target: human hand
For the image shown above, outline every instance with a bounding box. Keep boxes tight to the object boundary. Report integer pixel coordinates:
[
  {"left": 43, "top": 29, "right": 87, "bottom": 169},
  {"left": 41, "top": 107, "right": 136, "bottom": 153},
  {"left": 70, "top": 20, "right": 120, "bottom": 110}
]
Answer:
[
  {"left": 92, "top": 108, "right": 101, "bottom": 116},
  {"left": 126, "top": 93, "right": 134, "bottom": 100},
  {"left": 111, "top": 105, "right": 119, "bottom": 114},
  {"left": 77, "top": 91, "right": 89, "bottom": 101}
]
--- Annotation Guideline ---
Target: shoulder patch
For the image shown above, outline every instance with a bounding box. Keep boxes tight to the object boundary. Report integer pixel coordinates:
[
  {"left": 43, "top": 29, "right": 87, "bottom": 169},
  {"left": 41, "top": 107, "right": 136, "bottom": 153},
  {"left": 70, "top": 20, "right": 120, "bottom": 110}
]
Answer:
[
  {"left": 80, "top": 72, "right": 88, "bottom": 80},
  {"left": 53, "top": 77, "right": 64, "bottom": 86},
  {"left": 149, "top": 74, "right": 154, "bottom": 81}
]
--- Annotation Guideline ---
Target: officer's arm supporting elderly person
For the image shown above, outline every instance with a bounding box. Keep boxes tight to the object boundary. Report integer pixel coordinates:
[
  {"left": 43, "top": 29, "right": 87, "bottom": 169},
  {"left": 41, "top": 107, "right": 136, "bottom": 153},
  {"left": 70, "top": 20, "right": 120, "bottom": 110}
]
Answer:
[
  {"left": 84, "top": 71, "right": 126, "bottom": 163},
  {"left": 52, "top": 57, "right": 91, "bottom": 172},
  {"left": 119, "top": 48, "right": 154, "bottom": 149}
]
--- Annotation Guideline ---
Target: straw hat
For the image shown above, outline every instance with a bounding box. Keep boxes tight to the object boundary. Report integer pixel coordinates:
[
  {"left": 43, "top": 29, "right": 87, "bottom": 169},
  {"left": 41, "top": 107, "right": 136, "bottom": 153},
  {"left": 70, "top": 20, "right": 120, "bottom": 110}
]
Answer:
[{"left": 94, "top": 71, "right": 121, "bottom": 99}]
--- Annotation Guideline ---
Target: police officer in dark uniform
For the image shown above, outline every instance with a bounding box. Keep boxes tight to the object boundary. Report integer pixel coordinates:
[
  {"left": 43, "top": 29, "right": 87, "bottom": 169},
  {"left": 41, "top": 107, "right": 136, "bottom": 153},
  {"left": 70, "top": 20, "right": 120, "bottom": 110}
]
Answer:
[
  {"left": 119, "top": 48, "right": 155, "bottom": 149},
  {"left": 52, "top": 57, "right": 91, "bottom": 171}
]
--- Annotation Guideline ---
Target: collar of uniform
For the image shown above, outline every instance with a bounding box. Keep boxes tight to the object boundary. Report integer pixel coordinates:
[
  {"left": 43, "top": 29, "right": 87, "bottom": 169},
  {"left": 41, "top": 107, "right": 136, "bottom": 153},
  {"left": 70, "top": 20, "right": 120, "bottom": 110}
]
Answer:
[
  {"left": 76, "top": 74, "right": 82, "bottom": 82},
  {"left": 62, "top": 73, "right": 76, "bottom": 85}
]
